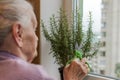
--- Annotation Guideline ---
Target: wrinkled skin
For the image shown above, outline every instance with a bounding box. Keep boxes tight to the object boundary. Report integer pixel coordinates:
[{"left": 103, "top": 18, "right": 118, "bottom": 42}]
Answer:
[{"left": 64, "top": 58, "right": 88, "bottom": 80}]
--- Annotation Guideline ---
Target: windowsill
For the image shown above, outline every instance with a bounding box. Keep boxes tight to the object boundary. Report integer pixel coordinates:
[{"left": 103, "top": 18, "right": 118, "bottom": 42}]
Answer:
[{"left": 84, "top": 72, "right": 119, "bottom": 80}]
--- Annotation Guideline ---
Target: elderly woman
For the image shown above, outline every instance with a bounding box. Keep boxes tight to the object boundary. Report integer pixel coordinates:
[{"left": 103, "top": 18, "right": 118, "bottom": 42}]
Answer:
[{"left": 0, "top": 0, "right": 88, "bottom": 80}]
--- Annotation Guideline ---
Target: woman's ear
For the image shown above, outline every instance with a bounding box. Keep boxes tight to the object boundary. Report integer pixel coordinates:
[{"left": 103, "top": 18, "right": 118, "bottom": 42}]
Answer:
[{"left": 12, "top": 23, "right": 23, "bottom": 47}]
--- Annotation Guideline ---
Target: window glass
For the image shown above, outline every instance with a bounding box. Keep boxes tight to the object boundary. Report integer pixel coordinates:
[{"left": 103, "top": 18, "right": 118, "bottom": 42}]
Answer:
[{"left": 73, "top": 0, "right": 120, "bottom": 79}]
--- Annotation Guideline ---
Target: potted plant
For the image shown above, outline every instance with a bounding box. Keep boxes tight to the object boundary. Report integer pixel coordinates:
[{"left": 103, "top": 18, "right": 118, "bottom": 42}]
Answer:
[{"left": 41, "top": 9, "right": 99, "bottom": 80}]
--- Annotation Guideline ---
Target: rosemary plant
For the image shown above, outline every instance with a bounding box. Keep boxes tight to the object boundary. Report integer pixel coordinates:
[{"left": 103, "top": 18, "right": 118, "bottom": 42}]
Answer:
[{"left": 41, "top": 9, "right": 98, "bottom": 67}]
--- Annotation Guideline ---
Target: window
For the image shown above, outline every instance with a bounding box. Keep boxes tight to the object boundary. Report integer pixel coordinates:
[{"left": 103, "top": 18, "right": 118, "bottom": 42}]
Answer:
[
  {"left": 102, "top": 32, "right": 106, "bottom": 37},
  {"left": 73, "top": 0, "right": 120, "bottom": 79},
  {"left": 102, "top": 22, "right": 106, "bottom": 28},
  {"left": 100, "top": 70, "right": 105, "bottom": 75},
  {"left": 101, "top": 41, "right": 106, "bottom": 47},
  {"left": 101, "top": 51, "right": 106, "bottom": 57}
]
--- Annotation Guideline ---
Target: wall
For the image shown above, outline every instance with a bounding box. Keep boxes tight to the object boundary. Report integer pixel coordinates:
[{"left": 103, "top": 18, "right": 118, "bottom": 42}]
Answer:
[{"left": 40, "top": 0, "right": 62, "bottom": 80}]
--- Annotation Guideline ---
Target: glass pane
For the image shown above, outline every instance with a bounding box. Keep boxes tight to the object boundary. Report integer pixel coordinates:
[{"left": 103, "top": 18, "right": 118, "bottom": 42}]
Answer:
[{"left": 73, "top": 0, "right": 120, "bottom": 79}]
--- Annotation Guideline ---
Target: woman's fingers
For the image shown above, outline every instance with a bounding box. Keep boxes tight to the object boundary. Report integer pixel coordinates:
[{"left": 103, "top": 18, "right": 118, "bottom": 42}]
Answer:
[{"left": 63, "top": 58, "right": 89, "bottom": 80}]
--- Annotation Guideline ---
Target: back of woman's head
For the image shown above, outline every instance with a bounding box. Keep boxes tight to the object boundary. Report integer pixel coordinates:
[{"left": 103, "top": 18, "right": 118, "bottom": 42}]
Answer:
[{"left": 0, "top": 0, "right": 33, "bottom": 46}]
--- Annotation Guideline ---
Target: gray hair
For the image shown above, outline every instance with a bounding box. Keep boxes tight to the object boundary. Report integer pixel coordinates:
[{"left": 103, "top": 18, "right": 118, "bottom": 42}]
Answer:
[{"left": 0, "top": 0, "right": 33, "bottom": 46}]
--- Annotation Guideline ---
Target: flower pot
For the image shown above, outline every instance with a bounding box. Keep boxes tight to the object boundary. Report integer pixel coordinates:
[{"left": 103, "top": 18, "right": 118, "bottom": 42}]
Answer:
[{"left": 58, "top": 67, "right": 64, "bottom": 80}]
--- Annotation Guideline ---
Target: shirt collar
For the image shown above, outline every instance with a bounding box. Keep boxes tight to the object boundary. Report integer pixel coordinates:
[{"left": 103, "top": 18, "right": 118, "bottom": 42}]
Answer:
[{"left": 0, "top": 50, "right": 18, "bottom": 59}]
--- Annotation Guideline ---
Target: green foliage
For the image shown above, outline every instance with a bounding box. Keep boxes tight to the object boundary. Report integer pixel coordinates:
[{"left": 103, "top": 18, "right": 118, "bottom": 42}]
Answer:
[
  {"left": 41, "top": 9, "right": 99, "bottom": 67},
  {"left": 115, "top": 63, "right": 120, "bottom": 78}
]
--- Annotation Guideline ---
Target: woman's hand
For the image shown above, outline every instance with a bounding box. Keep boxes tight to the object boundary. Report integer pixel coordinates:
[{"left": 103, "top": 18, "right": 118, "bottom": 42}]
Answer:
[{"left": 63, "top": 58, "right": 88, "bottom": 80}]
